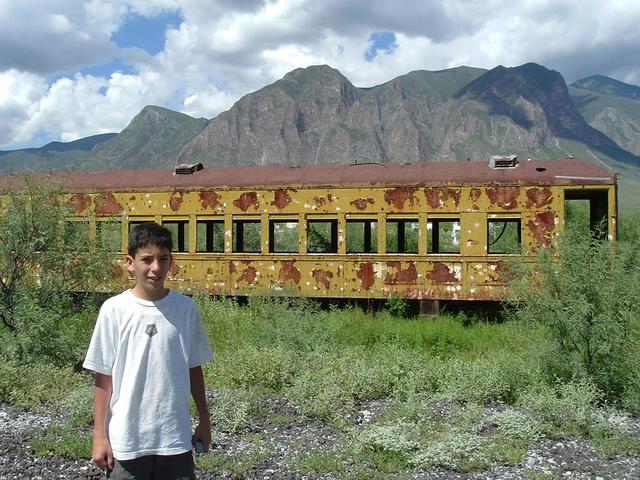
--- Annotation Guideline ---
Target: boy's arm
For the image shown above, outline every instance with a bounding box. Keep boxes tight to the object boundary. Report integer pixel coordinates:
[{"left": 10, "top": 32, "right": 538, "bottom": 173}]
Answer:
[
  {"left": 189, "top": 366, "right": 211, "bottom": 452},
  {"left": 92, "top": 373, "right": 114, "bottom": 470}
]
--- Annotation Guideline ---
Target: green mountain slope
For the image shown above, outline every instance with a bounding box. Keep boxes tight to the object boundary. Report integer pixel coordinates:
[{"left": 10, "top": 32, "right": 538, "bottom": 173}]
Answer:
[{"left": 570, "top": 78, "right": 640, "bottom": 157}]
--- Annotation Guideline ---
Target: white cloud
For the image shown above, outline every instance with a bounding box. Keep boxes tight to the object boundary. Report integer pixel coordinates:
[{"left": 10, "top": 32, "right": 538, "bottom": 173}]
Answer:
[{"left": 1, "top": 0, "right": 640, "bottom": 150}]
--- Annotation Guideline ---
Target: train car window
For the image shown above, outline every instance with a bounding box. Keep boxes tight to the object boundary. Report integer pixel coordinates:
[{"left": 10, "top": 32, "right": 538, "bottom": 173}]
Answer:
[
  {"left": 163, "top": 220, "right": 189, "bottom": 253},
  {"left": 97, "top": 221, "right": 122, "bottom": 252},
  {"left": 64, "top": 221, "right": 91, "bottom": 250},
  {"left": 269, "top": 220, "right": 299, "bottom": 253},
  {"left": 386, "top": 219, "right": 419, "bottom": 254},
  {"left": 197, "top": 220, "right": 224, "bottom": 253},
  {"left": 128, "top": 220, "right": 149, "bottom": 233},
  {"left": 346, "top": 219, "right": 377, "bottom": 253},
  {"left": 233, "top": 220, "right": 261, "bottom": 253},
  {"left": 307, "top": 220, "right": 338, "bottom": 253},
  {"left": 427, "top": 219, "right": 460, "bottom": 254},
  {"left": 488, "top": 219, "right": 521, "bottom": 254}
]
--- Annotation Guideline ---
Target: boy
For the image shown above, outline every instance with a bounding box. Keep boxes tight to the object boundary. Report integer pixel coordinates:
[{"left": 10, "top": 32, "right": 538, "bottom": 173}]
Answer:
[{"left": 83, "top": 222, "right": 213, "bottom": 480}]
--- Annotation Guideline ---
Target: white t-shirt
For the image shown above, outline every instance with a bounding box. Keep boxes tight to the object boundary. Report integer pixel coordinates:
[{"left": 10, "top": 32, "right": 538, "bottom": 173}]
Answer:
[{"left": 83, "top": 289, "right": 213, "bottom": 460}]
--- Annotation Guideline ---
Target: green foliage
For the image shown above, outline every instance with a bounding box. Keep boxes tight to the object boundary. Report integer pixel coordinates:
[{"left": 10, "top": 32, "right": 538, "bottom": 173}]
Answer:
[
  {"left": 0, "top": 177, "right": 112, "bottom": 365},
  {"left": 384, "top": 293, "right": 408, "bottom": 317},
  {"left": 0, "top": 359, "right": 86, "bottom": 410},
  {"left": 57, "top": 384, "right": 94, "bottom": 428},
  {"left": 30, "top": 425, "right": 92, "bottom": 459},
  {"left": 195, "top": 444, "right": 272, "bottom": 475},
  {"left": 518, "top": 380, "right": 601, "bottom": 437},
  {"left": 210, "top": 387, "right": 255, "bottom": 433},
  {"left": 508, "top": 224, "right": 640, "bottom": 409}
]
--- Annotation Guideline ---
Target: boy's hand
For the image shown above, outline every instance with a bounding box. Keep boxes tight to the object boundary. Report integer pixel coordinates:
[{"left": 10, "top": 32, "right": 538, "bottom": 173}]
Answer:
[
  {"left": 92, "top": 435, "right": 114, "bottom": 470},
  {"left": 192, "top": 421, "right": 212, "bottom": 453}
]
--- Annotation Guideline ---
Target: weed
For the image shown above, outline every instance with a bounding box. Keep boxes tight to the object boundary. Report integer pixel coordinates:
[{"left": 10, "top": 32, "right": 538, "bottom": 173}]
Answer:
[
  {"left": 210, "top": 387, "right": 255, "bottom": 433},
  {"left": 30, "top": 425, "right": 92, "bottom": 459}
]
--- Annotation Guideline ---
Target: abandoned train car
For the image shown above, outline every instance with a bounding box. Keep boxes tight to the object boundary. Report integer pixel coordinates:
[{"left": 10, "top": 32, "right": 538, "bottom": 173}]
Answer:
[{"left": 46, "top": 157, "right": 617, "bottom": 303}]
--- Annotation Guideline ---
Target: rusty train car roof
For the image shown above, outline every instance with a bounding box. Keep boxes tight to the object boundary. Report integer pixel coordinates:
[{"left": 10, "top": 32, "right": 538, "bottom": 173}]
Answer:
[{"left": 1, "top": 158, "right": 616, "bottom": 192}]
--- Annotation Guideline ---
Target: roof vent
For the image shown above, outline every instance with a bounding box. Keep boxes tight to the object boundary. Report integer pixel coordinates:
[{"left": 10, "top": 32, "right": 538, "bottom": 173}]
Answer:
[
  {"left": 489, "top": 155, "right": 519, "bottom": 169},
  {"left": 174, "top": 163, "right": 204, "bottom": 175}
]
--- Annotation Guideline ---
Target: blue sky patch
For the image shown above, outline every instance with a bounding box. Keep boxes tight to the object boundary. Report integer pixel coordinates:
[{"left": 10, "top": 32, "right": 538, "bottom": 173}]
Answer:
[
  {"left": 365, "top": 31, "right": 397, "bottom": 61},
  {"left": 113, "top": 10, "right": 182, "bottom": 55}
]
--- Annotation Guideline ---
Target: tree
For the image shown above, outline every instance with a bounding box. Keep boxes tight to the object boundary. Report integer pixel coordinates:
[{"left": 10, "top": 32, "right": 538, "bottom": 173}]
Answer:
[
  {"left": 508, "top": 223, "right": 640, "bottom": 407},
  {"left": 0, "top": 176, "right": 113, "bottom": 363}
]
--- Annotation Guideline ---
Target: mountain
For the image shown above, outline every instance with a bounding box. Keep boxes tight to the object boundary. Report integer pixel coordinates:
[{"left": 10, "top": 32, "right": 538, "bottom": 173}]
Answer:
[
  {"left": 90, "top": 106, "right": 209, "bottom": 170},
  {"left": 573, "top": 75, "right": 640, "bottom": 100},
  {"left": 177, "top": 63, "right": 640, "bottom": 168},
  {"left": 0, "top": 107, "right": 208, "bottom": 173},
  {"left": 570, "top": 76, "right": 640, "bottom": 157},
  {"left": 0, "top": 133, "right": 116, "bottom": 173},
  {"left": 453, "top": 63, "right": 639, "bottom": 165},
  {"left": 2, "top": 63, "right": 640, "bottom": 175}
]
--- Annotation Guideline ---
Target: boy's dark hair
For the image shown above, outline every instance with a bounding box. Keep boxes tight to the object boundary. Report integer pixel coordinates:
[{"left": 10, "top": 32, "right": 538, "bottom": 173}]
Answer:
[{"left": 128, "top": 222, "right": 173, "bottom": 257}]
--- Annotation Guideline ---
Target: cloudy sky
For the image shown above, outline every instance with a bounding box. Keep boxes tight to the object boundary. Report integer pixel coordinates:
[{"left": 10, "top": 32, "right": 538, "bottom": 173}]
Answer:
[{"left": 1, "top": 0, "right": 640, "bottom": 150}]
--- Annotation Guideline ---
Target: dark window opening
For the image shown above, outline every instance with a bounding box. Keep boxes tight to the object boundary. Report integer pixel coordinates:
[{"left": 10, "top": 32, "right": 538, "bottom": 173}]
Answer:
[
  {"left": 565, "top": 189, "right": 609, "bottom": 240},
  {"left": 386, "top": 219, "right": 419, "bottom": 253},
  {"left": 269, "top": 221, "right": 299, "bottom": 253},
  {"left": 97, "top": 221, "right": 122, "bottom": 252},
  {"left": 307, "top": 220, "right": 338, "bottom": 253},
  {"left": 128, "top": 220, "right": 149, "bottom": 233},
  {"left": 163, "top": 220, "right": 189, "bottom": 252},
  {"left": 233, "top": 220, "right": 261, "bottom": 253},
  {"left": 347, "top": 219, "right": 377, "bottom": 253},
  {"left": 488, "top": 219, "right": 521, "bottom": 254},
  {"left": 428, "top": 219, "right": 460, "bottom": 254},
  {"left": 197, "top": 220, "right": 224, "bottom": 253}
]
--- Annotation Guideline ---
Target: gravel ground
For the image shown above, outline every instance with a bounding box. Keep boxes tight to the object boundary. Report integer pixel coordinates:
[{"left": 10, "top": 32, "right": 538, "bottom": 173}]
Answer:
[{"left": 1, "top": 400, "right": 639, "bottom": 480}]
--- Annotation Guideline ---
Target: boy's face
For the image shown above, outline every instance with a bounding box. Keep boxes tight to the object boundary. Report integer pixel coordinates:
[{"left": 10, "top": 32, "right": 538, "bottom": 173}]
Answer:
[{"left": 125, "top": 243, "right": 173, "bottom": 301}]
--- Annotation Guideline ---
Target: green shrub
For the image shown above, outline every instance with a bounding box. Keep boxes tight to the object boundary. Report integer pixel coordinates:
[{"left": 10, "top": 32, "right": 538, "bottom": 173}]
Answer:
[
  {"left": 385, "top": 294, "right": 408, "bottom": 318},
  {"left": 210, "top": 387, "right": 255, "bottom": 433},
  {"left": 518, "top": 380, "right": 601, "bottom": 436},
  {"left": 0, "top": 359, "right": 86, "bottom": 410},
  {"left": 57, "top": 384, "right": 94, "bottom": 428},
  {"left": 508, "top": 225, "right": 640, "bottom": 405},
  {"left": 30, "top": 425, "right": 92, "bottom": 459}
]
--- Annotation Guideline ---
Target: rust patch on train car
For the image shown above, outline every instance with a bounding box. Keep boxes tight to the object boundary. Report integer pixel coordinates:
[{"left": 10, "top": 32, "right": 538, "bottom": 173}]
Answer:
[
  {"left": 278, "top": 260, "right": 301, "bottom": 284},
  {"left": 70, "top": 193, "right": 91, "bottom": 214},
  {"left": 424, "top": 187, "right": 460, "bottom": 209},
  {"left": 527, "top": 211, "right": 556, "bottom": 248},
  {"left": 385, "top": 261, "right": 418, "bottom": 284},
  {"left": 228, "top": 261, "right": 237, "bottom": 274},
  {"left": 94, "top": 193, "right": 123, "bottom": 215},
  {"left": 356, "top": 262, "right": 375, "bottom": 290},
  {"left": 470, "top": 188, "right": 482, "bottom": 210},
  {"left": 169, "top": 191, "right": 184, "bottom": 211},
  {"left": 384, "top": 187, "right": 418, "bottom": 210},
  {"left": 350, "top": 197, "right": 375, "bottom": 210},
  {"left": 233, "top": 192, "right": 259, "bottom": 212},
  {"left": 199, "top": 191, "right": 221, "bottom": 210},
  {"left": 235, "top": 261, "right": 257, "bottom": 284},
  {"left": 312, "top": 269, "right": 333, "bottom": 289},
  {"left": 485, "top": 186, "right": 520, "bottom": 210},
  {"left": 525, "top": 187, "right": 553, "bottom": 208},
  {"left": 170, "top": 262, "right": 180, "bottom": 276},
  {"left": 313, "top": 194, "right": 336, "bottom": 208},
  {"left": 427, "top": 262, "right": 457, "bottom": 284},
  {"left": 129, "top": 195, "right": 136, "bottom": 201},
  {"left": 271, "top": 189, "right": 294, "bottom": 209}
]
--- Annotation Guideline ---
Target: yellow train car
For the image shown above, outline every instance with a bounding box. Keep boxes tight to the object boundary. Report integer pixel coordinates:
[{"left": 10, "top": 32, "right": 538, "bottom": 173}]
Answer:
[{"left": 47, "top": 157, "right": 617, "bottom": 304}]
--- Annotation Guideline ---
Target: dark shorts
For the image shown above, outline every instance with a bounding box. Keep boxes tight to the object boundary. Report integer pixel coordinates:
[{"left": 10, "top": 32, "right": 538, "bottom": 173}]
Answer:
[{"left": 107, "top": 451, "right": 195, "bottom": 480}]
